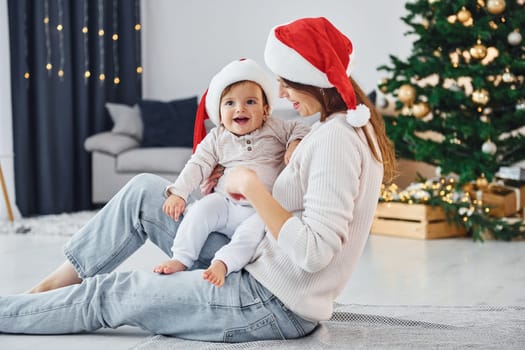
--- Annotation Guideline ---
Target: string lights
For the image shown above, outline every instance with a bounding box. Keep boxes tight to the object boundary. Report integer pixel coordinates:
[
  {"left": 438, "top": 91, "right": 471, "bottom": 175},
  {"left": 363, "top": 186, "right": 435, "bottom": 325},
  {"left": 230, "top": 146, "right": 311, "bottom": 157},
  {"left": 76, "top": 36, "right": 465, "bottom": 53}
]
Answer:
[
  {"left": 23, "top": 0, "right": 142, "bottom": 85},
  {"left": 97, "top": 0, "right": 105, "bottom": 83},
  {"left": 22, "top": 1, "right": 29, "bottom": 81},
  {"left": 44, "top": 0, "right": 52, "bottom": 76},
  {"left": 135, "top": 0, "right": 142, "bottom": 76},
  {"left": 82, "top": 0, "right": 90, "bottom": 82},
  {"left": 57, "top": 0, "right": 65, "bottom": 79},
  {"left": 112, "top": 0, "right": 120, "bottom": 85},
  {"left": 380, "top": 176, "right": 525, "bottom": 241}
]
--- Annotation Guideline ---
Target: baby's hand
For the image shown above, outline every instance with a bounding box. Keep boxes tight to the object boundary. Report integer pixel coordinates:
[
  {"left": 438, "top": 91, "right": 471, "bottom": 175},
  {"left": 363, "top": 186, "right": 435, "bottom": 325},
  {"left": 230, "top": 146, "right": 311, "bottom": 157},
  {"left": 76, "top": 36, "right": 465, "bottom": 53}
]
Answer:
[
  {"left": 162, "top": 195, "right": 186, "bottom": 221},
  {"left": 284, "top": 139, "right": 301, "bottom": 165}
]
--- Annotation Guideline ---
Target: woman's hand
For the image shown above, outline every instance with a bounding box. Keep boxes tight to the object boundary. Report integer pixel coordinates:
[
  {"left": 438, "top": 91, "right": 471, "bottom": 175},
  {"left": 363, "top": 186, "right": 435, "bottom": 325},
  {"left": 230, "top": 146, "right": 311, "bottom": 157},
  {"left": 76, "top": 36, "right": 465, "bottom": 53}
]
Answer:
[
  {"left": 224, "top": 166, "right": 258, "bottom": 201},
  {"left": 284, "top": 139, "right": 301, "bottom": 165},
  {"left": 200, "top": 164, "right": 225, "bottom": 195},
  {"left": 162, "top": 194, "right": 186, "bottom": 221},
  {"left": 226, "top": 166, "right": 292, "bottom": 238}
]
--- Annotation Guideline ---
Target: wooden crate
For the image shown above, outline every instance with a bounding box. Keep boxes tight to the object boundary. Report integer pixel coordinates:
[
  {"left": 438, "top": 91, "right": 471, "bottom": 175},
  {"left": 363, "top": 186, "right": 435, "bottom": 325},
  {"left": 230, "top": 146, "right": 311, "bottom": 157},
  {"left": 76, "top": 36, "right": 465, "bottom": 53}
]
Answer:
[
  {"left": 468, "top": 184, "right": 525, "bottom": 217},
  {"left": 371, "top": 202, "right": 466, "bottom": 240}
]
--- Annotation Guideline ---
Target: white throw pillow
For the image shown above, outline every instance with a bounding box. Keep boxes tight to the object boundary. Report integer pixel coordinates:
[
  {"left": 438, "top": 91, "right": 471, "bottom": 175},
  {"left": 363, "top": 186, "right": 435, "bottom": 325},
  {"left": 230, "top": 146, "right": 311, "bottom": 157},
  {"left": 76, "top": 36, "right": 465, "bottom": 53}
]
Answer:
[{"left": 106, "top": 102, "right": 143, "bottom": 141}]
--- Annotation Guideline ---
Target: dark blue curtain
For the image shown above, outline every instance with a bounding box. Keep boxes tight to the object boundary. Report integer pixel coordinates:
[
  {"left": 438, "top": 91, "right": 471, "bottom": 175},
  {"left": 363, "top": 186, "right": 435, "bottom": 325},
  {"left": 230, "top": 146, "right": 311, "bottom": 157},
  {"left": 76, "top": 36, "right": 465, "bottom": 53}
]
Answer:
[{"left": 8, "top": 0, "right": 141, "bottom": 216}]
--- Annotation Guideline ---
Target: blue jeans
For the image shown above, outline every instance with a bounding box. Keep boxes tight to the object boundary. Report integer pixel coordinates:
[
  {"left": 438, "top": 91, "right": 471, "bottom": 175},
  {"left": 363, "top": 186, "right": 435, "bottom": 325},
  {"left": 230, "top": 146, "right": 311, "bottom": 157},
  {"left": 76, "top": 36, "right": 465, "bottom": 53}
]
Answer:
[{"left": 0, "top": 174, "right": 317, "bottom": 341}]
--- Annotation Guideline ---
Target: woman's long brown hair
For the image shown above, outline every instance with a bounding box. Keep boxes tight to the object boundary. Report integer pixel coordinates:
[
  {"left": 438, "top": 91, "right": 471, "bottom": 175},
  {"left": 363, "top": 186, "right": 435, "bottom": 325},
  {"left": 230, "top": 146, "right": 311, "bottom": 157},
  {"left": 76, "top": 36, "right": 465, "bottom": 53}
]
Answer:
[{"left": 281, "top": 77, "right": 397, "bottom": 184}]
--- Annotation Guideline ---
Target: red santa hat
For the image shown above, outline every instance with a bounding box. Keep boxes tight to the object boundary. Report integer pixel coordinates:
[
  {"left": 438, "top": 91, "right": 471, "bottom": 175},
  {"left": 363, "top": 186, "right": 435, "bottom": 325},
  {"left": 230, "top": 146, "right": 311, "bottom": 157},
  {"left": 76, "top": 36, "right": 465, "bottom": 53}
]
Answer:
[
  {"left": 192, "top": 58, "right": 275, "bottom": 151},
  {"left": 264, "top": 17, "right": 370, "bottom": 127}
]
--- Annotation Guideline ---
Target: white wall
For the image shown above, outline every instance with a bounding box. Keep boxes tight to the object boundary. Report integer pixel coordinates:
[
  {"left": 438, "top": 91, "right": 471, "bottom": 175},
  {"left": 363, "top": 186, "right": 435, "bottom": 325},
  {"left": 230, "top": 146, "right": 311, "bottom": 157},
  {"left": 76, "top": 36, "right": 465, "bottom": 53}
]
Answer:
[
  {"left": 0, "top": 0, "right": 19, "bottom": 220},
  {"left": 141, "top": 0, "right": 411, "bottom": 109}
]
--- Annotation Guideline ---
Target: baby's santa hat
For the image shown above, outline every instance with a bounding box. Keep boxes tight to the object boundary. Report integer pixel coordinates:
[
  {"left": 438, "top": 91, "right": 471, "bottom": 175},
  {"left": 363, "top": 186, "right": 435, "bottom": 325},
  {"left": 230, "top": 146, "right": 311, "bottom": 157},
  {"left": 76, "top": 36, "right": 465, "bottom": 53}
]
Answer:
[
  {"left": 264, "top": 17, "right": 370, "bottom": 127},
  {"left": 193, "top": 58, "right": 275, "bottom": 151}
]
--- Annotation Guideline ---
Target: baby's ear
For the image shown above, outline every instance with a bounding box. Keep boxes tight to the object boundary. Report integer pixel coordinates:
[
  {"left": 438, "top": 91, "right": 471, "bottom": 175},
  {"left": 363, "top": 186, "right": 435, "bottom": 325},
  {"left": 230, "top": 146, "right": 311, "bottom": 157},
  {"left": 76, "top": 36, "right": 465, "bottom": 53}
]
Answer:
[{"left": 264, "top": 105, "right": 271, "bottom": 119}]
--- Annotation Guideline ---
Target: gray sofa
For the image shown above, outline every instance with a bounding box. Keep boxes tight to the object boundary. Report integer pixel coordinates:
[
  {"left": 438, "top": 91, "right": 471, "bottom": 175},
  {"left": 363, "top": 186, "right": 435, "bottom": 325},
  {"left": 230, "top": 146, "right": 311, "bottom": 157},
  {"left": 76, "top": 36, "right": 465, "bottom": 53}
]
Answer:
[
  {"left": 84, "top": 101, "right": 312, "bottom": 204},
  {"left": 84, "top": 100, "right": 199, "bottom": 204},
  {"left": 85, "top": 132, "right": 193, "bottom": 203}
]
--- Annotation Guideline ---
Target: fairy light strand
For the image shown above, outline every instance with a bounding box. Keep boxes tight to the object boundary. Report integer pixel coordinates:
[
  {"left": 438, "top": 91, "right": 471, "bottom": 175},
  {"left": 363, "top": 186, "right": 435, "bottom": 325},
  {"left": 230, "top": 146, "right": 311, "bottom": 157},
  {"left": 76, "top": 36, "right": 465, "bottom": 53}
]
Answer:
[
  {"left": 22, "top": 0, "right": 30, "bottom": 83},
  {"left": 134, "top": 0, "right": 142, "bottom": 76},
  {"left": 97, "top": 0, "right": 105, "bottom": 84},
  {"left": 112, "top": 0, "right": 120, "bottom": 85},
  {"left": 44, "top": 0, "right": 52, "bottom": 76},
  {"left": 57, "top": 0, "right": 65, "bottom": 79},
  {"left": 82, "top": 0, "right": 90, "bottom": 82}
]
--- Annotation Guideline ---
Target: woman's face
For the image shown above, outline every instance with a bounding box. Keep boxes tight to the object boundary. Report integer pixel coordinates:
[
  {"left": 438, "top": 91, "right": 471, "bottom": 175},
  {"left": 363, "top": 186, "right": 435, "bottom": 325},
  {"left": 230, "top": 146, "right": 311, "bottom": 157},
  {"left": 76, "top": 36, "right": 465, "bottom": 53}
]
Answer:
[{"left": 277, "top": 78, "right": 322, "bottom": 117}]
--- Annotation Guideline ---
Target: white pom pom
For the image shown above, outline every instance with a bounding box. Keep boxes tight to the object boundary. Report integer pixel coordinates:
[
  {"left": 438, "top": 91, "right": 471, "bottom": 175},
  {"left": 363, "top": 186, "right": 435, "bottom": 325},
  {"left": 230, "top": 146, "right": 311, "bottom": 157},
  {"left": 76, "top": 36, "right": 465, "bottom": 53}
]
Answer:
[{"left": 346, "top": 104, "right": 370, "bottom": 127}]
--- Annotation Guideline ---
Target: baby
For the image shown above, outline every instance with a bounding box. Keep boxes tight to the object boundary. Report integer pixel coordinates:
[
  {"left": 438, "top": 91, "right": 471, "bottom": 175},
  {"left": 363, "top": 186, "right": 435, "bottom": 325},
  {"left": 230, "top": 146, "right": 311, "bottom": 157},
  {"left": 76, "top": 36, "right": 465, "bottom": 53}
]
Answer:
[{"left": 153, "top": 58, "right": 310, "bottom": 286}]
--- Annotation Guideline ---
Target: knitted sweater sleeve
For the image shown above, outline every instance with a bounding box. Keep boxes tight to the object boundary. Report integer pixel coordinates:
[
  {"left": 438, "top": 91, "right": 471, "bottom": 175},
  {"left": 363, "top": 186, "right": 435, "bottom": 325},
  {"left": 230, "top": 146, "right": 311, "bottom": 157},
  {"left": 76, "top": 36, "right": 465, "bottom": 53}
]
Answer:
[
  {"left": 277, "top": 121, "right": 362, "bottom": 273},
  {"left": 267, "top": 118, "right": 311, "bottom": 147}
]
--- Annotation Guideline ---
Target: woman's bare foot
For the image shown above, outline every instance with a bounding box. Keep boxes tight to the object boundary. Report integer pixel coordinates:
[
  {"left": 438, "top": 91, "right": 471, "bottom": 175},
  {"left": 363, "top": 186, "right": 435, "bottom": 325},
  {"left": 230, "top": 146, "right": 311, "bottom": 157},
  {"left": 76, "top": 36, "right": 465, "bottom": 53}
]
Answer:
[
  {"left": 27, "top": 261, "right": 82, "bottom": 293},
  {"left": 153, "top": 259, "right": 187, "bottom": 274},
  {"left": 202, "top": 260, "right": 227, "bottom": 287}
]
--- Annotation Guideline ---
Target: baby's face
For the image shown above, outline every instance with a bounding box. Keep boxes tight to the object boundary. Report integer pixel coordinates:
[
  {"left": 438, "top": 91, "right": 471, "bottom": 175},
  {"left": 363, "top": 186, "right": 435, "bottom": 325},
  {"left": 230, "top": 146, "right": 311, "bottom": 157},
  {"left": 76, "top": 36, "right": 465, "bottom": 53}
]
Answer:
[{"left": 219, "top": 81, "right": 269, "bottom": 136}]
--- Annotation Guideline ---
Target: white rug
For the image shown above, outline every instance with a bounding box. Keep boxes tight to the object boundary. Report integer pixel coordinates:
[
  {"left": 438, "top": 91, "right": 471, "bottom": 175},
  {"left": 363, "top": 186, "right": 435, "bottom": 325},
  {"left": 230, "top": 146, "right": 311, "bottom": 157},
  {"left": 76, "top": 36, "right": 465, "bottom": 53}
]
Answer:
[
  {"left": 131, "top": 304, "right": 525, "bottom": 350},
  {"left": 0, "top": 210, "right": 97, "bottom": 236}
]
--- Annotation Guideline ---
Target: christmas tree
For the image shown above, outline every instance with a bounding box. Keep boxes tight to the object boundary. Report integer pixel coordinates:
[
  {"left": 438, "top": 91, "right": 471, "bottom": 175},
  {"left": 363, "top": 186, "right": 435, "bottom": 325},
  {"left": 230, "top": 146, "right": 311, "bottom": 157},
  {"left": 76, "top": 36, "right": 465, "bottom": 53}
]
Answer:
[{"left": 378, "top": 0, "right": 525, "bottom": 240}]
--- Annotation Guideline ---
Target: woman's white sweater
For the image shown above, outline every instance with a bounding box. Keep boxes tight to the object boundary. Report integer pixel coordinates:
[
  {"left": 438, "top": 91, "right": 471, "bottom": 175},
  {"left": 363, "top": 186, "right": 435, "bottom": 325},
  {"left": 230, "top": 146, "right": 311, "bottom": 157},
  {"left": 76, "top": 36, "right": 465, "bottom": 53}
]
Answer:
[{"left": 245, "top": 113, "right": 383, "bottom": 321}]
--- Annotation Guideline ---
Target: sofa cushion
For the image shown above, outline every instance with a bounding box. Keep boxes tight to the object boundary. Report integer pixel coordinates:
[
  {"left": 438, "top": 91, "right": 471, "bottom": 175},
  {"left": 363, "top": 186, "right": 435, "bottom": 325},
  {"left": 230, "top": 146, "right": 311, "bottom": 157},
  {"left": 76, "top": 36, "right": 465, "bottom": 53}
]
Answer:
[
  {"left": 84, "top": 132, "right": 140, "bottom": 156},
  {"left": 116, "top": 147, "right": 193, "bottom": 173},
  {"left": 139, "top": 97, "right": 198, "bottom": 148},
  {"left": 106, "top": 103, "right": 143, "bottom": 141}
]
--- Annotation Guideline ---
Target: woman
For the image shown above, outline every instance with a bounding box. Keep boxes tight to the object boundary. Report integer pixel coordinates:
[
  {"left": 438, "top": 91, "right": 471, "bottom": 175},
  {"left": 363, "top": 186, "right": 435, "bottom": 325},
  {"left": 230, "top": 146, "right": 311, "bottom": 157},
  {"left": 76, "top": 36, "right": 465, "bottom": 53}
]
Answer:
[{"left": 0, "top": 17, "right": 395, "bottom": 341}]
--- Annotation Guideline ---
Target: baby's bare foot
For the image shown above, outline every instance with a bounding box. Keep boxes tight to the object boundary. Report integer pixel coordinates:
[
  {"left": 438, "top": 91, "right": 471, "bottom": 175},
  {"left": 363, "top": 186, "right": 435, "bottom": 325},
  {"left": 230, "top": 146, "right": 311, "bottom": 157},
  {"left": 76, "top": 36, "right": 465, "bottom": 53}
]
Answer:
[
  {"left": 153, "top": 259, "right": 187, "bottom": 274},
  {"left": 202, "top": 260, "right": 227, "bottom": 287}
]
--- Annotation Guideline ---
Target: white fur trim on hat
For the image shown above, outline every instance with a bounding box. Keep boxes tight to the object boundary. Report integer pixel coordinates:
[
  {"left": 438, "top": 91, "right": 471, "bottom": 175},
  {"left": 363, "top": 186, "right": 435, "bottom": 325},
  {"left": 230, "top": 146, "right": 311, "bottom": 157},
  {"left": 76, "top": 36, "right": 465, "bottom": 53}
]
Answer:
[
  {"left": 205, "top": 58, "right": 275, "bottom": 126},
  {"left": 264, "top": 26, "right": 333, "bottom": 88},
  {"left": 264, "top": 18, "right": 358, "bottom": 111},
  {"left": 346, "top": 104, "right": 370, "bottom": 127},
  {"left": 264, "top": 24, "right": 354, "bottom": 88}
]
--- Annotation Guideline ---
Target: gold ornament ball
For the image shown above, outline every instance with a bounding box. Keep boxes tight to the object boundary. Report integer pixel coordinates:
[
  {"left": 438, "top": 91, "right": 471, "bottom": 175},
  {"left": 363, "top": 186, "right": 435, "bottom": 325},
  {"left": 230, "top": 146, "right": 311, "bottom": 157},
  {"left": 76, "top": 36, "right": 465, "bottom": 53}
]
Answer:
[
  {"left": 412, "top": 102, "right": 430, "bottom": 118},
  {"left": 397, "top": 84, "right": 416, "bottom": 104},
  {"left": 486, "top": 0, "right": 506, "bottom": 14},
  {"left": 470, "top": 42, "right": 487, "bottom": 59},
  {"left": 472, "top": 89, "right": 490, "bottom": 105},
  {"left": 457, "top": 8, "right": 472, "bottom": 23}
]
